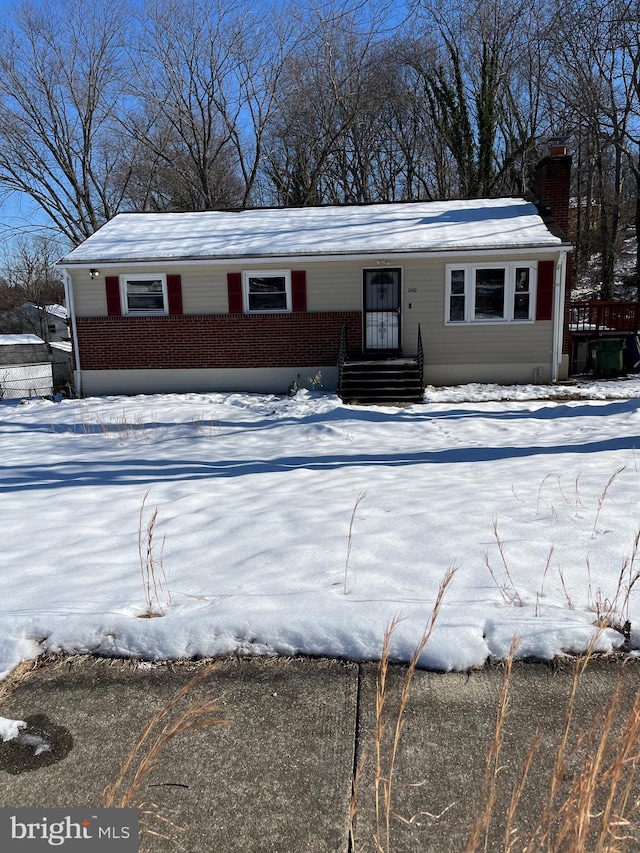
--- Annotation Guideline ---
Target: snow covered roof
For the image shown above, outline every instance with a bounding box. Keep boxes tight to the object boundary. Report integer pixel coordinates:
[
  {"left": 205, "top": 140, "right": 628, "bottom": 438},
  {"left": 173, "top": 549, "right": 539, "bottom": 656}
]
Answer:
[
  {"left": 0, "top": 334, "right": 45, "bottom": 346},
  {"left": 59, "top": 198, "right": 567, "bottom": 266},
  {"left": 45, "top": 303, "right": 68, "bottom": 319},
  {"left": 22, "top": 302, "right": 68, "bottom": 319}
]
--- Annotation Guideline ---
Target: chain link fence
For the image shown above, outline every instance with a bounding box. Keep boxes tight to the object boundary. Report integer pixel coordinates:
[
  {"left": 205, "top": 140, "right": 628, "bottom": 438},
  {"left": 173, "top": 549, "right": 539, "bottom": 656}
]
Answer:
[{"left": 0, "top": 362, "right": 53, "bottom": 399}]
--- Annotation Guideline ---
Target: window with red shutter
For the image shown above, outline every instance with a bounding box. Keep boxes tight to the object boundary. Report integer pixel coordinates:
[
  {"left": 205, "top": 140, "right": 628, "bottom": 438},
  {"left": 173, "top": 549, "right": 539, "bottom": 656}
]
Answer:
[
  {"left": 240, "top": 271, "right": 294, "bottom": 313},
  {"left": 119, "top": 274, "right": 168, "bottom": 315}
]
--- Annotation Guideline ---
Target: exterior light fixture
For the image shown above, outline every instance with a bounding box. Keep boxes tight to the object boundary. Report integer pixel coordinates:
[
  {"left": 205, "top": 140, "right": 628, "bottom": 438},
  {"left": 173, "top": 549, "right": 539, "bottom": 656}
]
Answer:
[{"left": 89, "top": 269, "right": 100, "bottom": 279}]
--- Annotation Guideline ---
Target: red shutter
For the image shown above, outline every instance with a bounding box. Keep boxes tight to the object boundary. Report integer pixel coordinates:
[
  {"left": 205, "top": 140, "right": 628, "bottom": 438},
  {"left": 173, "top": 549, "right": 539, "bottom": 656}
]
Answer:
[
  {"left": 105, "top": 276, "right": 121, "bottom": 316},
  {"left": 227, "top": 272, "right": 243, "bottom": 313},
  {"left": 291, "top": 270, "right": 307, "bottom": 312},
  {"left": 536, "top": 260, "right": 554, "bottom": 321},
  {"left": 167, "top": 274, "right": 183, "bottom": 314}
]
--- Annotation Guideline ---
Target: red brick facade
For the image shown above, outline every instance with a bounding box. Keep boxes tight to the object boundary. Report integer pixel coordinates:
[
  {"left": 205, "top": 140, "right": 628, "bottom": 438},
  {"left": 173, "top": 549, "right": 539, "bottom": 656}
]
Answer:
[
  {"left": 534, "top": 152, "right": 572, "bottom": 237},
  {"left": 534, "top": 147, "right": 573, "bottom": 361},
  {"left": 77, "top": 312, "right": 362, "bottom": 370}
]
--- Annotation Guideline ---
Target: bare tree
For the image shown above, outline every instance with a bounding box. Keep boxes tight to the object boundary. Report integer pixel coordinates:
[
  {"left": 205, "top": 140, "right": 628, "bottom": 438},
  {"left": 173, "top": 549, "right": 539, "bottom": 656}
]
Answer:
[
  {"left": 131, "top": 0, "right": 295, "bottom": 210},
  {"left": 224, "top": 2, "right": 296, "bottom": 206},
  {"left": 263, "top": 0, "right": 405, "bottom": 205},
  {"left": 0, "top": 236, "right": 65, "bottom": 338},
  {"left": 264, "top": 25, "right": 370, "bottom": 204},
  {"left": 410, "top": 0, "right": 554, "bottom": 198},
  {"left": 616, "top": 0, "right": 640, "bottom": 296},
  {"left": 0, "top": 0, "right": 634, "bottom": 300},
  {"left": 0, "top": 0, "right": 146, "bottom": 244},
  {"left": 129, "top": 0, "right": 244, "bottom": 210},
  {"left": 550, "top": 0, "right": 639, "bottom": 297}
]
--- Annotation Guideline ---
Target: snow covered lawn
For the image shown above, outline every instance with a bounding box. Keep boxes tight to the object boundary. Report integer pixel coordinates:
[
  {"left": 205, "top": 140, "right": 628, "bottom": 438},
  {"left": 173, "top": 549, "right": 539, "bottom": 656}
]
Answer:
[{"left": 3, "top": 380, "right": 640, "bottom": 681}]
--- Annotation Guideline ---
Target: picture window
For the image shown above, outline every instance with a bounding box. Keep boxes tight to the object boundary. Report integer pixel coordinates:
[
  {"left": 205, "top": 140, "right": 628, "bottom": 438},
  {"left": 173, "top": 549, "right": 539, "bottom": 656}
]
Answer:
[{"left": 446, "top": 263, "right": 537, "bottom": 324}]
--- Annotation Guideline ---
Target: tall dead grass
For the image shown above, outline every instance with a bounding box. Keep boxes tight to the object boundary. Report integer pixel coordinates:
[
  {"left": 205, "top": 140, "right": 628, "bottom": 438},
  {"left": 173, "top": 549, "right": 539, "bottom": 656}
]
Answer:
[
  {"left": 343, "top": 490, "right": 367, "bottom": 595},
  {"left": 360, "top": 557, "right": 640, "bottom": 853},
  {"left": 373, "top": 564, "right": 457, "bottom": 853},
  {"left": 138, "top": 491, "right": 170, "bottom": 617},
  {"left": 104, "top": 663, "right": 230, "bottom": 849},
  {"left": 466, "top": 644, "right": 640, "bottom": 853},
  {"left": 0, "top": 660, "right": 36, "bottom": 706}
]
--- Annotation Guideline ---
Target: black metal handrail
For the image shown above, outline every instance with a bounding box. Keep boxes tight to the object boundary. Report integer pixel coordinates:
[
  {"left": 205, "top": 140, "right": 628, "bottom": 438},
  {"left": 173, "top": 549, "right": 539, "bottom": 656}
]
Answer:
[
  {"left": 416, "top": 323, "right": 424, "bottom": 392},
  {"left": 338, "top": 322, "right": 348, "bottom": 394}
]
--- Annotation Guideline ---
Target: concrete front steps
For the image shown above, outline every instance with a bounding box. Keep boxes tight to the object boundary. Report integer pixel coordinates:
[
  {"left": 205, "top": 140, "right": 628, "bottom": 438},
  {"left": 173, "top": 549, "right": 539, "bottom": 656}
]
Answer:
[{"left": 338, "top": 358, "right": 423, "bottom": 404}]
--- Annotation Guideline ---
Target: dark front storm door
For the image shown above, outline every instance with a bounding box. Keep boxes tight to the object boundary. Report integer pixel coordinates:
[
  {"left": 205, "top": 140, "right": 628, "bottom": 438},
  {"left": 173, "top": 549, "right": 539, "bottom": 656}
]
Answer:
[{"left": 363, "top": 268, "right": 401, "bottom": 353}]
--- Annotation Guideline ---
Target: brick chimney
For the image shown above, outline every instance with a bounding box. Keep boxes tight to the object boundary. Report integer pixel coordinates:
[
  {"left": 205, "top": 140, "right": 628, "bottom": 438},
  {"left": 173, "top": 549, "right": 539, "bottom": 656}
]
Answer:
[{"left": 533, "top": 138, "right": 572, "bottom": 237}]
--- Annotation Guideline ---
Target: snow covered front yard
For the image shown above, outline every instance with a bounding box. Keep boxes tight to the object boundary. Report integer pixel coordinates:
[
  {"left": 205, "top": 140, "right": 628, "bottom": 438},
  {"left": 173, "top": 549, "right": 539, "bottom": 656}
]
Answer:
[{"left": 2, "top": 381, "right": 640, "bottom": 682}]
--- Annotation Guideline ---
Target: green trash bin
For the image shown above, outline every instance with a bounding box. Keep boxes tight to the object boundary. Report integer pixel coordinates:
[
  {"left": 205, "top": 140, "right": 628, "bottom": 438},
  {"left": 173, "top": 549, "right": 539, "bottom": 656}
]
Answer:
[{"left": 590, "top": 338, "right": 625, "bottom": 376}]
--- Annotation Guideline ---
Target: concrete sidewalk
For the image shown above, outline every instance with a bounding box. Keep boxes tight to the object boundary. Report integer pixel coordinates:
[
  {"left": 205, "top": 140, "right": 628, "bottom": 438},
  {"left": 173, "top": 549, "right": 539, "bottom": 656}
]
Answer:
[{"left": 1, "top": 655, "right": 639, "bottom": 852}]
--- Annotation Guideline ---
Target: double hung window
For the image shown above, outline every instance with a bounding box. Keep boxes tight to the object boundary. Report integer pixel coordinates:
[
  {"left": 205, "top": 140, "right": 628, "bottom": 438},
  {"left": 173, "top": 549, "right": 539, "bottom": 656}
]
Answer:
[
  {"left": 120, "top": 274, "right": 167, "bottom": 315},
  {"left": 243, "top": 271, "right": 292, "bottom": 312}
]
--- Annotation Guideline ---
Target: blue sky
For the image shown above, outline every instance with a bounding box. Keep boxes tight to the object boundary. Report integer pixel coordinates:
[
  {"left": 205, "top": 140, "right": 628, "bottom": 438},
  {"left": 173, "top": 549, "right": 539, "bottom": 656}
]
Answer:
[
  {"left": 0, "top": 195, "right": 52, "bottom": 245},
  {"left": 0, "top": 0, "right": 413, "bottom": 250}
]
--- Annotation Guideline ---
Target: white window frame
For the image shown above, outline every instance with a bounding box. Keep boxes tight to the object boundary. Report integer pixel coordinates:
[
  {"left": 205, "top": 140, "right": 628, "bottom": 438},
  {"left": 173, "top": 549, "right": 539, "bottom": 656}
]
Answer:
[
  {"left": 242, "top": 270, "right": 292, "bottom": 313},
  {"left": 445, "top": 262, "right": 537, "bottom": 324},
  {"left": 120, "top": 273, "right": 168, "bottom": 316}
]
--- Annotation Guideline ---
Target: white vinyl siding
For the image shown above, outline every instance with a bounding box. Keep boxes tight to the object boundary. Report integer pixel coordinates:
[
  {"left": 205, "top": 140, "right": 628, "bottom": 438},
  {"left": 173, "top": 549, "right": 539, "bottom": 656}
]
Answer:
[{"left": 401, "top": 256, "right": 555, "bottom": 380}]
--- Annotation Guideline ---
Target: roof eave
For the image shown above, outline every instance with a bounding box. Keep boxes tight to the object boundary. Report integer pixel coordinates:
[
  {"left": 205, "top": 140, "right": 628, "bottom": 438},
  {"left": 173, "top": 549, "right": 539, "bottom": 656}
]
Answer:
[{"left": 59, "top": 242, "right": 572, "bottom": 269}]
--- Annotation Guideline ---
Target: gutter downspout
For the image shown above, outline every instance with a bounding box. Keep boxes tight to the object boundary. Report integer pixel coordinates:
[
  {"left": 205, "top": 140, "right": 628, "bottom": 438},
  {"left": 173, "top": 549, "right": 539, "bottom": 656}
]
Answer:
[
  {"left": 63, "top": 270, "right": 82, "bottom": 396},
  {"left": 552, "top": 250, "right": 568, "bottom": 383}
]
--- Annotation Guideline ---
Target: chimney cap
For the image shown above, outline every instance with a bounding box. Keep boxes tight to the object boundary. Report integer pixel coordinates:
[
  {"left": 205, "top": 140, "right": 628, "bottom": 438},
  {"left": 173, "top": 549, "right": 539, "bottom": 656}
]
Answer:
[{"left": 548, "top": 135, "right": 568, "bottom": 156}]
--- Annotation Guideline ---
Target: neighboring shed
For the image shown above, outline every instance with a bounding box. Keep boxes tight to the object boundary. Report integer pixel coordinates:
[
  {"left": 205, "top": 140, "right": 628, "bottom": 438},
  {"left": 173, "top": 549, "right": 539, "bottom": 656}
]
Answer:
[
  {"left": 0, "top": 335, "right": 53, "bottom": 399},
  {"left": 59, "top": 147, "right": 573, "bottom": 400}
]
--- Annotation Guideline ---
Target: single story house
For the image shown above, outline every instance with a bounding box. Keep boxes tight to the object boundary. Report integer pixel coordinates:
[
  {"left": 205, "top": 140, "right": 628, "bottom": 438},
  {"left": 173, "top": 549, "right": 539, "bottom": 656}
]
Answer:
[{"left": 59, "top": 147, "right": 572, "bottom": 398}]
